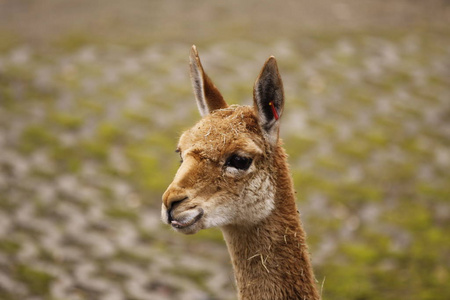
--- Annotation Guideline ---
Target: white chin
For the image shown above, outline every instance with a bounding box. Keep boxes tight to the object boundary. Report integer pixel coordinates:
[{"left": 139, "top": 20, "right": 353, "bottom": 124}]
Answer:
[{"left": 171, "top": 208, "right": 204, "bottom": 234}]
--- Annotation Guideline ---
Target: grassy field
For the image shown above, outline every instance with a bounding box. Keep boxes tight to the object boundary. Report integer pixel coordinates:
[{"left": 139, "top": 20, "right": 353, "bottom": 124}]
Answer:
[{"left": 1, "top": 1, "right": 449, "bottom": 300}]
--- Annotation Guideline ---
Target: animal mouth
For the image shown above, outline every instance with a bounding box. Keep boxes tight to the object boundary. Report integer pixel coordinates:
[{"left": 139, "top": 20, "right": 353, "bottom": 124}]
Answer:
[{"left": 170, "top": 208, "right": 204, "bottom": 229}]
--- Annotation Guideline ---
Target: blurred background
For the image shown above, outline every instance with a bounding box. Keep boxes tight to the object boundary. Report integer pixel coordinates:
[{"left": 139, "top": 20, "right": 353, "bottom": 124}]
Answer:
[{"left": 0, "top": 0, "right": 449, "bottom": 299}]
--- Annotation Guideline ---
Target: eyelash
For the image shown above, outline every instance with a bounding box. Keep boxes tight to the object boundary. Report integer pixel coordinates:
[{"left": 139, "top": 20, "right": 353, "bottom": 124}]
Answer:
[
  {"left": 175, "top": 149, "right": 183, "bottom": 163},
  {"left": 225, "top": 154, "right": 253, "bottom": 171},
  {"left": 176, "top": 151, "right": 253, "bottom": 171}
]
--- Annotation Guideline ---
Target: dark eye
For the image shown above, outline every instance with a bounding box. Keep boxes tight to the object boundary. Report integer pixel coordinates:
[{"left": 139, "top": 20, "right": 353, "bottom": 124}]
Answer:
[
  {"left": 175, "top": 149, "right": 183, "bottom": 163},
  {"left": 225, "top": 154, "right": 252, "bottom": 170}
]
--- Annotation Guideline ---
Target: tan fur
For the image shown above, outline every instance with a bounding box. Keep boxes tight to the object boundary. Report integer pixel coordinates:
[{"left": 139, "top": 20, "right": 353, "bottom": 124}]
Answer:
[
  {"left": 189, "top": 45, "right": 228, "bottom": 116},
  {"left": 162, "top": 46, "right": 320, "bottom": 300},
  {"left": 222, "top": 145, "right": 320, "bottom": 299}
]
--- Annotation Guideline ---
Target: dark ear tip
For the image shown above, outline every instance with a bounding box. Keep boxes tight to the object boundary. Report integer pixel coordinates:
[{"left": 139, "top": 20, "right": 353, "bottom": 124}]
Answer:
[{"left": 262, "top": 56, "right": 279, "bottom": 73}]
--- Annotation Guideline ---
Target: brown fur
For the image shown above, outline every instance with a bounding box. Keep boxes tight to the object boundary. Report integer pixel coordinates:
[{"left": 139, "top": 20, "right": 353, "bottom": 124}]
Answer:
[
  {"left": 222, "top": 145, "right": 320, "bottom": 300},
  {"left": 189, "top": 45, "right": 228, "bottom": 115},
  {"left": 162, "top": 46, "right": 320, "bottom": 300}
]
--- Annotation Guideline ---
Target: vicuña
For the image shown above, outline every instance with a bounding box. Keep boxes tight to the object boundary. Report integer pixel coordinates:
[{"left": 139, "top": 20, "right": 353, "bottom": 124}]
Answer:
[{"left": 162, "top": 45, "right": 320, "bottom": 300}]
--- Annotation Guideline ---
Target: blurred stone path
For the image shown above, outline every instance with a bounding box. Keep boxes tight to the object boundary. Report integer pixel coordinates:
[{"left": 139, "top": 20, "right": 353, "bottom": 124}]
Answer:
[{"left": 1, "top": 33, "right": 449, "bottom": 299}]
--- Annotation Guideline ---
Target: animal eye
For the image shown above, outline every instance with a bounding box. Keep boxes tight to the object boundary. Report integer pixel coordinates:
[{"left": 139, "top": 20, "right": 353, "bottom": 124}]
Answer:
[
  {"left": 175, "top": 149, "right": 183, "bottom": 163},
  {"left": 225, "top": 154, "right": 252, "bottom": 170}
]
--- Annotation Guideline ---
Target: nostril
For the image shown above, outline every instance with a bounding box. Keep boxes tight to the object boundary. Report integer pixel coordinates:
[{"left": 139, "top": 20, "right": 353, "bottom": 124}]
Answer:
[
  {"left": 168, "top": 197, "right": 188, "bottom": 210},
  {"left": 167, "top": 197, "right": 188, "bottom": 222}
]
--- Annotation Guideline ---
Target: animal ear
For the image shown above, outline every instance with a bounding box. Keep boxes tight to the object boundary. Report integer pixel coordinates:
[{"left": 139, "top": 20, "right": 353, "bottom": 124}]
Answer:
[
  {"left": 189, "top": 45, "right": 228, "bottom": 117},
  {"left": 253, "top": 56, "right": 284, "bottom": 146}
]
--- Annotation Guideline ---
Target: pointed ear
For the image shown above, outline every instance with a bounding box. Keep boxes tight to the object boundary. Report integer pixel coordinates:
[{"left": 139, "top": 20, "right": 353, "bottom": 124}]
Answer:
[
  {"left": 189, "top": 45, "right": 228, "bottom": 117},
  {"left": 253, "top": 56, "right": 284, "bottom": 146}
]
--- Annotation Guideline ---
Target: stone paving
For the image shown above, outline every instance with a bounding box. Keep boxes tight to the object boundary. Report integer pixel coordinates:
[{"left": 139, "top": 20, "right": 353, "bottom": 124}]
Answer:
[{"left": 0, "top": 33, "right": 449, "bottom": 299}]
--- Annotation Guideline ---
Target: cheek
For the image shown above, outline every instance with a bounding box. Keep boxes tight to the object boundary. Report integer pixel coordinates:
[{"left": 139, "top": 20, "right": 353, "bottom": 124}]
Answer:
[
  {"left": 203, "top": 202, "right": 238, "bottom": 228},
  {"left": 203, "top": 174, "right": 275, "bottom": 227},
  {"left": 239, "top": 175, "right": 275, "bottom": 220},
  {"left": 241, "top": 167, "right": 273, "bottom": 198}
]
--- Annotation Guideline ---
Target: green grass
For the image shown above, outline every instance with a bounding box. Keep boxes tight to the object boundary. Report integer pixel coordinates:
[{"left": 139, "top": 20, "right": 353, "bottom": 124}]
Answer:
[
  {"left": 14, "top": 265, "right": 54, "bottom": 296},
  {"left": 0, "top": 28, "right": 449, "bottom": 299}
]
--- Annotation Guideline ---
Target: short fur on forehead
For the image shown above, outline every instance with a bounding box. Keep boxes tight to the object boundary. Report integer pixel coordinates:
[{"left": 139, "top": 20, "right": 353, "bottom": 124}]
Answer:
[{"left": 178, "top": 106, "right": 268, "bottom": 161}]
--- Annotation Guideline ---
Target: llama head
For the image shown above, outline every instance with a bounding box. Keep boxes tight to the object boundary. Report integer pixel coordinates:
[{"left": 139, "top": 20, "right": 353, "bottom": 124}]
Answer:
[{"left": 161, "top": 46, "right": 284, "bottom": 234}]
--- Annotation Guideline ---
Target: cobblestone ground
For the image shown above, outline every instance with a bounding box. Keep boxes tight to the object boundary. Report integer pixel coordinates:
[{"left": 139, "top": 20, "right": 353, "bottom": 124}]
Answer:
[{"left": 0, "top": 32, "right": 449, "bottom": 299}]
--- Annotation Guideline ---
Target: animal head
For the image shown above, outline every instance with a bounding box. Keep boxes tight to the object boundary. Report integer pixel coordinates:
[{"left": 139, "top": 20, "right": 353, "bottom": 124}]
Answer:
[{"left": 161, "top": 45, "right": 285, "bottom": 234}]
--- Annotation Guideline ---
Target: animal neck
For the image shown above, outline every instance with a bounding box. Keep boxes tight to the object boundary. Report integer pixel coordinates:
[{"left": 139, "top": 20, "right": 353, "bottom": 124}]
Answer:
[{"left": 221, "top": 146, "right": 320, "bottom": 300}]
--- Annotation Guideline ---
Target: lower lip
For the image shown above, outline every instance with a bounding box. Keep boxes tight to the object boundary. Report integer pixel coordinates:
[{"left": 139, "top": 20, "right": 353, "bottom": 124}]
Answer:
[{"left": 171, "top": 209, "right": 204, "bottom": 229}]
